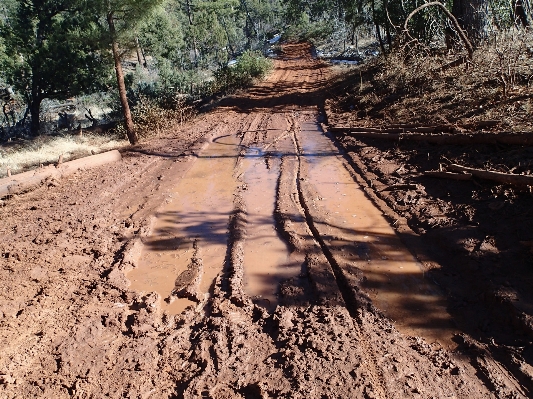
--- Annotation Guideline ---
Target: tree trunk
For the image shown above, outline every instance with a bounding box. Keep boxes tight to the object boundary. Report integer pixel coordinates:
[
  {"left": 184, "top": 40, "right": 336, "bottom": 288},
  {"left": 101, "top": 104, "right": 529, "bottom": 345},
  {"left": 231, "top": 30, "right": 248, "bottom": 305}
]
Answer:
[
  {"left": 384, "top": 0, "right": 393, "bottom": 48},
  {"left": 452, "top": 0, "right": 489, "bottom": 46},
  {"left": 350, "top": 23, "right": 357, "bottom": 46},
  {"left": 107, "top": 13, "right": 138, "bottom": 145},
  {"left": 29, "top": 95, "right": 42, "bottom": 136},
  {"left": 220, "top": 17, "right": 236, "bottom": 57},
  {"left": 185, "top": 0, "right": 199, "bottom": 67},
  {"left": 30, "top": 21, "right": 45, "bottom": 137},
  {"left": 135, "top": 37, "right": 146, "bottom": 68},
  {"left": 240, "top": 0, "right": 257, "bottom": 49},
  {"left": 513, "top": 0, "right": 530, "bottom": 27},
  {"left": 372, "top": 0, "right": 387, "bottom": 54}
]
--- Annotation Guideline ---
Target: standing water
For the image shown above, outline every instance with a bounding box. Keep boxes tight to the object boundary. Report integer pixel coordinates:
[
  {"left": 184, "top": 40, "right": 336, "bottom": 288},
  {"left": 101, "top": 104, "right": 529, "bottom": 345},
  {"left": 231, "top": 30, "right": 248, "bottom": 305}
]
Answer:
[{"left": 127, "top": 134, "right": 240, "bottom": 314}]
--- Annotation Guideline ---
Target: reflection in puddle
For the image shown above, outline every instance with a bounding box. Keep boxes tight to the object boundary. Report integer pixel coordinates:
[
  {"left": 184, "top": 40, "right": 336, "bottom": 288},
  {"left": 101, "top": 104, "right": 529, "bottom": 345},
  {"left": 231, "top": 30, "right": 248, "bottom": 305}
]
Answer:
[
  {"left": 127, "top": 135, "right": 240, "bottom": 314},
  {"left": 299, "top": 120, "right": 458, "bottom": 349}
]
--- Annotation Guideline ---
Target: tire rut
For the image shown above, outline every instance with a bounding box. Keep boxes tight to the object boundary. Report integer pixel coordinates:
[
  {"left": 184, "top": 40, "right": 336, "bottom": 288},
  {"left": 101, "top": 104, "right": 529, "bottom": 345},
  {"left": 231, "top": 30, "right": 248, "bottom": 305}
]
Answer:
[{"left": 287, "top": 114, "right": 390, "bottom": 398}]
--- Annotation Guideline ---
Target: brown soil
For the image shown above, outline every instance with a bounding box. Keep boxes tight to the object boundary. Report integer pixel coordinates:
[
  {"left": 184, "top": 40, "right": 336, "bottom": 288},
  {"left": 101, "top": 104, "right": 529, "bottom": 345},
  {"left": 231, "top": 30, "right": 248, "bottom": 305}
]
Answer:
[{"left": 0, "top": 42, "right": 531, "bottom": 398}]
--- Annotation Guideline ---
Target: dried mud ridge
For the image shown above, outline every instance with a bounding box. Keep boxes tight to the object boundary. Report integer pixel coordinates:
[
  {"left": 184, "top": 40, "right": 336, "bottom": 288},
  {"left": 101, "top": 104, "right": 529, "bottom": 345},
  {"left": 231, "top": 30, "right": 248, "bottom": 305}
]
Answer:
[{"left": 0, "top": 43, "right": 531, "bottom": 398}]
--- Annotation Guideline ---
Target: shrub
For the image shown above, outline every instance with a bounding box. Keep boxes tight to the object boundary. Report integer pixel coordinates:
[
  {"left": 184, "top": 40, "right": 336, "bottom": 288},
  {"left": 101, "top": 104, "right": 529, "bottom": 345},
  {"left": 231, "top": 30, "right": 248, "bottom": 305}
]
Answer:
[
  {"left": 115, "top": 94, "right": 195, "bottom": 140},
  {"left": 213, "top": 51, "right": 272, "bottom": 94}
]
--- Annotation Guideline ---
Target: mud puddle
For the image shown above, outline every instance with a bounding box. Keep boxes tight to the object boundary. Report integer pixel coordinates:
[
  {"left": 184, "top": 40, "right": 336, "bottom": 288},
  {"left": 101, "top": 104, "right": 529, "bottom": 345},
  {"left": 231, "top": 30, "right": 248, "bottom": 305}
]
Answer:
[
  {"left": 127, "top": 134, "right": 240, "bottom": 314},
  {"left": 241, "top": 146, "right": 296, "bottom": 311},
  {"left": 298, "top": 119, "right": 458, "bottom": 348}
]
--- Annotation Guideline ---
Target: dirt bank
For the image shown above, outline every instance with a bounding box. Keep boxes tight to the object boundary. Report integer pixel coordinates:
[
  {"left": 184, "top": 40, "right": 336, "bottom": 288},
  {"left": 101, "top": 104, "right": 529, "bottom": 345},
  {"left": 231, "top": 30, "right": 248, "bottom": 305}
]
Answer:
[{"left": 0, "top": 43, "right": 530, "bottom": 398}]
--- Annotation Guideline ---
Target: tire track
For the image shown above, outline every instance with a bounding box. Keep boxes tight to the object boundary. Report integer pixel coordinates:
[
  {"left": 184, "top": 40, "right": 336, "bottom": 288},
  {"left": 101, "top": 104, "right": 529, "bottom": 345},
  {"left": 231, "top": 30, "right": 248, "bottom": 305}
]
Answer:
[{"left": 285, "top": 114, "right": 390, "bottom": 398}]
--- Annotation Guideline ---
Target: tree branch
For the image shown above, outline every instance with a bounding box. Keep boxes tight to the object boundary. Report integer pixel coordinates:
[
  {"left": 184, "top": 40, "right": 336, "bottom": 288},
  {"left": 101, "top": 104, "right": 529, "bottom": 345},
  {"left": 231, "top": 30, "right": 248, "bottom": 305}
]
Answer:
[{"left": 403, "top": 1, "right": 473, "bottom": 58}]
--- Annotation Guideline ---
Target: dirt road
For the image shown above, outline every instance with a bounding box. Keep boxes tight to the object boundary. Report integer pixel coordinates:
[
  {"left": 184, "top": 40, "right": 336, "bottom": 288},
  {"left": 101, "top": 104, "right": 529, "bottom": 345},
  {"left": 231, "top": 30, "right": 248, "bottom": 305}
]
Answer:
[{"left": 0, "top": 43, "right": 530, "bottom": 398}]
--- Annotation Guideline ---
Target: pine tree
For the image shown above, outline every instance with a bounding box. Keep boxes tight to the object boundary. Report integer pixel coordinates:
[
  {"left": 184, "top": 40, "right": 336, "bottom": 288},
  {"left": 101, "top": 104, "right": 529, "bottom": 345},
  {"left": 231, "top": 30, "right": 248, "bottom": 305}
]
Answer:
[
  {"left": 0, "top": 0, "right": 109, "bottom": 136},
  {"left": 97, "top": 0, "right": 165, "bottom": 145}
]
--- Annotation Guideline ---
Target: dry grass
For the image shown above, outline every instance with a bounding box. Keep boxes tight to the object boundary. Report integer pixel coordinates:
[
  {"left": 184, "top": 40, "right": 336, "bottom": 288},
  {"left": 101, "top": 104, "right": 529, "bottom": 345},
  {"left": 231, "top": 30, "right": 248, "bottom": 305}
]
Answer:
[
  {"left": 0, "top": 134, "right": 127, "bottom": 178},
  {"left": 0, "top": 94, "right": 197, "bottom": 179},
  {"left": 328, "top": 29, "right": 533, "bottom": 132}
]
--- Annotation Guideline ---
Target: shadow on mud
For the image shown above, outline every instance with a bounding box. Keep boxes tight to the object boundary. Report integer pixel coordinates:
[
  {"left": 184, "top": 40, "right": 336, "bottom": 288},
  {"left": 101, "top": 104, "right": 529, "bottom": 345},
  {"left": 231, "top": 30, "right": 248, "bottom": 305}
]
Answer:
[
  {"left": 337, "top": 133, "right": 533, "bottom": 381},
  {"left": 146, "top": 204, "right": 459, "bottom": 346}
]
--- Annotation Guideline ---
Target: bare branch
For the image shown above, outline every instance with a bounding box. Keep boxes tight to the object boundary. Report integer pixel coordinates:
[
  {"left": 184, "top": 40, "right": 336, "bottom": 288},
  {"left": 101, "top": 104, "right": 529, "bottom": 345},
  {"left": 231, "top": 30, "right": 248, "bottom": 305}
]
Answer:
[{"left": 403, "top": 1, "right": 473, "bottom": 58}]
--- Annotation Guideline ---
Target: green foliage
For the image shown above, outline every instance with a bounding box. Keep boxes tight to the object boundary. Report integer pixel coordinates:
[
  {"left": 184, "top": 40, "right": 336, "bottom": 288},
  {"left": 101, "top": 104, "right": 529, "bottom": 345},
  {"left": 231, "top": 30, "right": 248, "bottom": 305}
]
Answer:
[
  {"left": 213, "top": 50, "right": 272, "bottom": 93},
  {"left": 0, "top": 0, "right": 113, "bottom": 134},
  {"left": 2, "top": 1, "right": 111, "bottom": 95},
  {"left": 139, "top": 5, "right": 185, "bottom": 64},
  {"left": 283, "top": 13, "right": 334, "bottom": 42}
]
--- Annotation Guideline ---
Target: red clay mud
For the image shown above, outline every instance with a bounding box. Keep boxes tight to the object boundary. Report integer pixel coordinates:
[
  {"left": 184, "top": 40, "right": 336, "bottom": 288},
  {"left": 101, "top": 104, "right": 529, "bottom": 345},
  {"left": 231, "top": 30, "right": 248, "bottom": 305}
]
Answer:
[{"left": 0, "top": 43, "right": 530, "bottom": 398}]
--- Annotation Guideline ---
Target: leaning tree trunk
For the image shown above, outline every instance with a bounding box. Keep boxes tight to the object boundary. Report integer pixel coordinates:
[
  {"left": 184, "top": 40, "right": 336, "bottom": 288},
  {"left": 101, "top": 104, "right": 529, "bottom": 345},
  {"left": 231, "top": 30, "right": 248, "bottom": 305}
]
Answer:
[
  {"left": 452, "top": 0, "right": 489, "bottom": 46},
  {"left": 107, "top": 13, "right": 138, "bottom": 145}
]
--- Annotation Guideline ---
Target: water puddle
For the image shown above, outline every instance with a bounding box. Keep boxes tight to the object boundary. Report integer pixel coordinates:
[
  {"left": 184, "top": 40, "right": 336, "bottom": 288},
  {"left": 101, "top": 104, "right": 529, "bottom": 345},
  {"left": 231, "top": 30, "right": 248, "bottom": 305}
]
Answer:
[
  {"left": 242, "top": 146, "right": 296, "bottom": 311},
  {"left": 298, "top": 120, "right": 458, "bottom": 349},
  {"left": 127, "top": 134, "right": 240, "bottom": 314}
]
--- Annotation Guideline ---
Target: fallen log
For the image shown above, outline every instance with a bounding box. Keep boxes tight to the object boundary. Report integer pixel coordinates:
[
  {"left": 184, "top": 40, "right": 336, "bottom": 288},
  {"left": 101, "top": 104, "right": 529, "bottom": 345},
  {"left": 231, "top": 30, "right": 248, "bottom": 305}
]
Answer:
[
  {"left": 425, "top": 171, "right": 472, "bottom": 180},
  {"left": 329, "top": 125, "right": 455, "bottom": 134},
  {"left": 331, "top": 129, "right": 533, "bottom": 146},
  {"left": 447, "top": 164, "right": 533, "bottom": 186},
  {"left": 0, "top": 150, "right": 122, "bottom": 198},
  {"left": 380, "top": 184, "right": 419, "bottom": 191},
  {"left": 331, "top": 121, "right": 499, "bottom": 134}
]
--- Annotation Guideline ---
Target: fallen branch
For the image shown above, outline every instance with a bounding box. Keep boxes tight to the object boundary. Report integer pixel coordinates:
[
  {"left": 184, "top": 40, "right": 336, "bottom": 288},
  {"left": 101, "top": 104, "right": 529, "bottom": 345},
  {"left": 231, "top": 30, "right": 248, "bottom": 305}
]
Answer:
[
  {"left": 331, "top": 129, "right": 533, "bottom": 146},
  {"left": 329, "top": 125, "right": 457, "bottom": 134},
  {"left": 59, "top": 121, "right": 118, "bottom": 137},
  {"left": 380, "top": 184, "right": 419, "bottom": 191},
  {"left": 447, "top": 164, "right": 533, "bottom": 186},
  {"left": 435, "top": 56, "right": 468, "bottom": 73},
  {"left": 332, "top": 121, "right": 498, "bottom": 134},
  {"left": 425, "top": 171, "right": 472, "bottom": 180},
  {"left": 462, "top": 120, "right": 499, "bottom": 130}
]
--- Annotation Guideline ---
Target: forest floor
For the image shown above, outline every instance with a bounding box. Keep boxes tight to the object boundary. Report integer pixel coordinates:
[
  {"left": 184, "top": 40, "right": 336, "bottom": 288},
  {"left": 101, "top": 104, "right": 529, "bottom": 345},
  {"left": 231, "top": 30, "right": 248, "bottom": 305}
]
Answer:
[{"left": 0, "top": 42, "right": 532, "bottom": 398}]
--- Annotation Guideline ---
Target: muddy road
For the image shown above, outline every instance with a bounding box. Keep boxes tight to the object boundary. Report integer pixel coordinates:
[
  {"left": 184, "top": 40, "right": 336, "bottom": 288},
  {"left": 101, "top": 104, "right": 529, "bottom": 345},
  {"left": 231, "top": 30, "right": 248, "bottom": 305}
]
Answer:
[{"left": 0, "top": 43, "right": 530, "bottom": 398}]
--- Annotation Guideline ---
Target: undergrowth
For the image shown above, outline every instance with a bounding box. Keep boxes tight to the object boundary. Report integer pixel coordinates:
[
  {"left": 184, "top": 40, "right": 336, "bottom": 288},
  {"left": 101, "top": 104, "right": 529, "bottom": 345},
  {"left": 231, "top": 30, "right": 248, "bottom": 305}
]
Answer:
[
  {"left": 212, "top": 51, "right": 273, "bottom": 94},
  {"left": 328, "top": 29, "right": 533, "bottom": 132},
  {"left": 124, "top": 51, "right": 271, "bottom": 140}
]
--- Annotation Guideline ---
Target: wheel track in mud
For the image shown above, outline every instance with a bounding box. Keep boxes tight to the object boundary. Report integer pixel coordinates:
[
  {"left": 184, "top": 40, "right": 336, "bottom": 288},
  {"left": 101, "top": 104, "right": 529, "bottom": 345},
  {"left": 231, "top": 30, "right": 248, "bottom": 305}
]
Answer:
[
  {"left": 146, "top": 46, "right": 505, "bottom": 397},
  {"left": 199, "top": 108, "right": 393, "bottom": 396},
  {"left": 287, "top": 116, "right": 389, "bottom": 398}
]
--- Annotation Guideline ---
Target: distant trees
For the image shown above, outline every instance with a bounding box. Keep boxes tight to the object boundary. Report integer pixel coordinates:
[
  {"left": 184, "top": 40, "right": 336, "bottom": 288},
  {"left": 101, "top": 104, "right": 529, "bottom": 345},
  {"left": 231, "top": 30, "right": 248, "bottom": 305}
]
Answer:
[
  {"left": 0, "top": 0, "right": 164, "bottom": 142},
  {"left": 0, "top": 0, "right": 285, "bottom": 139},
  {"left": 285, "top": 0, "right": 527, "bottom": 51}
]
